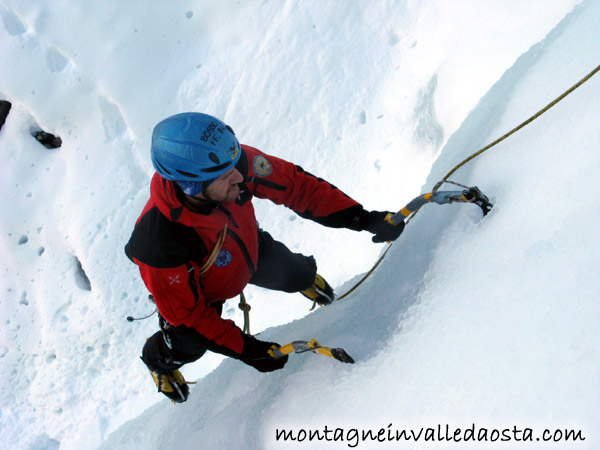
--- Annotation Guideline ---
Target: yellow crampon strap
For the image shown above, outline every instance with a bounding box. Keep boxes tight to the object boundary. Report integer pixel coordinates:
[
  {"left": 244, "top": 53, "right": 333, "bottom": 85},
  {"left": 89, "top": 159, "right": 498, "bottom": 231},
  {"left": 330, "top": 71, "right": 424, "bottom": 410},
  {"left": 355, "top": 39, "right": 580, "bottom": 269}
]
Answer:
[
  {"left": 268, "top": 339, "right": 355, "bottom": 364},
  {"left": 148, "top": 369, "right": 196, "bottom": 404}
]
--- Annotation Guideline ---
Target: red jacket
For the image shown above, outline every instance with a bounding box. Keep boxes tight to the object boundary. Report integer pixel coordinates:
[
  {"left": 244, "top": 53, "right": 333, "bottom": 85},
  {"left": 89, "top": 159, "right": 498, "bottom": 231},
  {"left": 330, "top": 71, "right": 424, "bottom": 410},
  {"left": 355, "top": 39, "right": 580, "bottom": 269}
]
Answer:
[{"left": 125, "top": 145, "right": 368, "bottom": 358}]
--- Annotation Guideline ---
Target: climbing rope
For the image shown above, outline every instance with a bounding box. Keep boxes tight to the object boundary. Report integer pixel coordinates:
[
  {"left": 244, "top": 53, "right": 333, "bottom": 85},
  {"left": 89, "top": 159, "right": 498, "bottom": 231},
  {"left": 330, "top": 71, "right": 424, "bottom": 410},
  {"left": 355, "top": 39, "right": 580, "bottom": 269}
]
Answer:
[
  {"left": 337, "top": 63, "right": 600, "bottom": 301},
  {"left": 134, "top": 65, "right": 598, "bottom": 342},
  {"left": 199, "top": 223, "right": 252, "bottom": 334},
  {"left": 189, "top": 64, "right": 600, "bottom": 331},
  {"left": 431, "top": 63, "right": 600, "bottom": 194},
  {"left": 199, "top": 224, "right": 228, "bottom": 274},
  {"left": 238, "top": 292, "right": 251, "bottom": 334}
]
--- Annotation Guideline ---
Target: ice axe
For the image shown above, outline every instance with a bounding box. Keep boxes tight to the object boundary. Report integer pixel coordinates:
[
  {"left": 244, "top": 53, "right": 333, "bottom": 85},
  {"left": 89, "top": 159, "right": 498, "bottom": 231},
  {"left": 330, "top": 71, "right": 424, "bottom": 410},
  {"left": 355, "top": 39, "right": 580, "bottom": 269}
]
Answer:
[
  {"left": 387, "top": 184, "right": 493, "bottom": 226},
  {"left": 269, "top": 339, "right": 355, "bottom": 364}
]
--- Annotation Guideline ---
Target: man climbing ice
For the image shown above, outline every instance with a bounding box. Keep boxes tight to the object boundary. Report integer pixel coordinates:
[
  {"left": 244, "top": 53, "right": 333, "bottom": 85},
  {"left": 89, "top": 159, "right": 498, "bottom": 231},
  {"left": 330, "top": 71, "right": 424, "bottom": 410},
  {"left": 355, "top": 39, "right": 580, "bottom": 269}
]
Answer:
[{"left": 124, "top": 112, "right": 404, "bottom": 402}]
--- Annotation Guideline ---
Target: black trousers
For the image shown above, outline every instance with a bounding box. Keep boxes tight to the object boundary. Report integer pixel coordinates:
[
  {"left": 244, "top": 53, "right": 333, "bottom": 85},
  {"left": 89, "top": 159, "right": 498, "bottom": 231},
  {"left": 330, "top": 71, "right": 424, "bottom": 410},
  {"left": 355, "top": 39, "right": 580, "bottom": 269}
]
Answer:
[{"left": 142, "top": 229, "right": 316, "bottom": 373}]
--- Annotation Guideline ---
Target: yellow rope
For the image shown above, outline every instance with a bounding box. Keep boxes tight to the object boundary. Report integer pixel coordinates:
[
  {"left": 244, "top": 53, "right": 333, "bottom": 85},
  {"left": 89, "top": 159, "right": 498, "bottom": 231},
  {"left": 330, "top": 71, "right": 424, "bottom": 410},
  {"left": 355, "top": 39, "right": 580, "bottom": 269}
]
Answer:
[
  {"left": 336, "top": 244, "right": 393, "bottom": 301},
  {"left": 199, "top": 224, "right": 228, "bottom": 275},
  {"left": 239, "top": 292, "right": 251, "bottom": 334},
  {"left": 432, "top": 63, "right": 600, "bottom": 193},
  {"left": 196, "top": 223, "right": 253, "bottom": 334},
  {"left": 196, "top": 224, "right": 253, "bottom": 334},
  {"left": 337, "top": 63, "right": 600, "bottom": 300}
]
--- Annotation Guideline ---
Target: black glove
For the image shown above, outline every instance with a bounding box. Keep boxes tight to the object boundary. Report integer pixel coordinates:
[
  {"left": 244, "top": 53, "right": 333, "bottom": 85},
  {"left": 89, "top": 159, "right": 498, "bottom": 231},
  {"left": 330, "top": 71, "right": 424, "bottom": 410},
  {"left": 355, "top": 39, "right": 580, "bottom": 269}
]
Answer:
[
  {"left": 240, "top": 334, "right": 288, "bottom": 373},
  {"left": 363, "top": 210, "right": 405, "bottom": 243}
]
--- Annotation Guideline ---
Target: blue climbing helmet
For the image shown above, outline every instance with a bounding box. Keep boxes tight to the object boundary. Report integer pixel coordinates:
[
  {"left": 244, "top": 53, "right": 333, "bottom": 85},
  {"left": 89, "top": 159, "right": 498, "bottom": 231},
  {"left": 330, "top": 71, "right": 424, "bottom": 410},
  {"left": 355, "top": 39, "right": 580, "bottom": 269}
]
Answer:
[{"left": 151, "top": 112, "right": 241, "bottom": 194}]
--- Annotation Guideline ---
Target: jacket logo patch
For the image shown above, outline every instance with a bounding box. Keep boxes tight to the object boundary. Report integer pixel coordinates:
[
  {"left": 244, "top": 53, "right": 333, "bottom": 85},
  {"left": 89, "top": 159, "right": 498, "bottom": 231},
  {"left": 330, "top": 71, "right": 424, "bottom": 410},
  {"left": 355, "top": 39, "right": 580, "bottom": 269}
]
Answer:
[
  {"left": 215, "top": 250, "right": 233, "bottom": 267},
  {"left": 253, "top": 155, "right": 273, "bottom": 177},
  {"left": 168, "top": 275, "right": 181, "bottom": 285}
]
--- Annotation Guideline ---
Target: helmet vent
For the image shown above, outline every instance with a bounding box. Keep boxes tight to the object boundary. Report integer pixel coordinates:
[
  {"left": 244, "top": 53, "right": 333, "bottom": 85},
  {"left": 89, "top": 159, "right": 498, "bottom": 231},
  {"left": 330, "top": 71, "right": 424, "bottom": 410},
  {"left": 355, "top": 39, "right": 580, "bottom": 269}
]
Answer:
[
  {"left": 226, "top": 125, "right": 235, "bottom": 135},
  {"left": 176, "top": 169, "right": 200, "bottom": 178},
  {"left": 202, "top": 162, "right": 231, "bottom": 173},
  {"left": 150, "top": 113, "right": 241, "bottom": 181},
  {"left": 155, "top": 160, "right": 172, "bottom": 175}
]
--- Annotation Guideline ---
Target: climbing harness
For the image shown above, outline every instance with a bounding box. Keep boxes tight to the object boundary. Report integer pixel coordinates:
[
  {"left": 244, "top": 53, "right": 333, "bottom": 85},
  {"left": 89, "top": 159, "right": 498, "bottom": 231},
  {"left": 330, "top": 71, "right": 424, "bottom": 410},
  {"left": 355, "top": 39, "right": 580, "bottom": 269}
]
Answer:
[{"left": 269, "top": 339, "right": 355, "bottom": 364}]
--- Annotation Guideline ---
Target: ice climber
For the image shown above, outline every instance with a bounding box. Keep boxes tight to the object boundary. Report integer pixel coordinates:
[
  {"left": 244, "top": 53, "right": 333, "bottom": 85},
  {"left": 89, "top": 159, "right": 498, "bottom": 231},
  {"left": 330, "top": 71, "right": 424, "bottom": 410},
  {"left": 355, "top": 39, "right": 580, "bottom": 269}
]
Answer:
[{"left": 124, "top": 112, "right": 404, "bottom": 402}]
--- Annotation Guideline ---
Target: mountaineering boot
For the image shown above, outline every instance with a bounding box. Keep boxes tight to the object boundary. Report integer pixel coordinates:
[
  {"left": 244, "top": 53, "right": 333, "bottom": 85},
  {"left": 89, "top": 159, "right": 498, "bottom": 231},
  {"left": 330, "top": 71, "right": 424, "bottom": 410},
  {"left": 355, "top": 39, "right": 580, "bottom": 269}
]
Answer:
[
  {"left": 300, "top": 274, "right": 335, "bottom": 306},
  {"left": 148, "top": 368, "right": 190, "bottom": 403}
]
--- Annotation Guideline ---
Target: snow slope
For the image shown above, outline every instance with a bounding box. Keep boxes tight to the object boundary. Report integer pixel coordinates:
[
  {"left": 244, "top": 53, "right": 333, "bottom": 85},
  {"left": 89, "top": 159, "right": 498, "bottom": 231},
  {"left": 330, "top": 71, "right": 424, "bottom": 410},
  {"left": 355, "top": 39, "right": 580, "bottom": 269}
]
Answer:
[
  {"left": 103, "top": 2, "right": 600, "bottom": 449},
  {"left": 1, "top": 0, "right": 595, "bottom": 448}
]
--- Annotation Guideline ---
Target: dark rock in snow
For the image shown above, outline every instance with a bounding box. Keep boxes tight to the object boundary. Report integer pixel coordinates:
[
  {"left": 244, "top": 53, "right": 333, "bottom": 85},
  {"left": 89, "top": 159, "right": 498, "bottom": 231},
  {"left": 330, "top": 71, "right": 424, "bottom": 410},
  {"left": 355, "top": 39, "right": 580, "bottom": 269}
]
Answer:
[
  {"left": 32, "top": 130, "right": 62, "bottom": 149},
  {"left": 0, "top": 100, "right": 11, "bottom": 131}
]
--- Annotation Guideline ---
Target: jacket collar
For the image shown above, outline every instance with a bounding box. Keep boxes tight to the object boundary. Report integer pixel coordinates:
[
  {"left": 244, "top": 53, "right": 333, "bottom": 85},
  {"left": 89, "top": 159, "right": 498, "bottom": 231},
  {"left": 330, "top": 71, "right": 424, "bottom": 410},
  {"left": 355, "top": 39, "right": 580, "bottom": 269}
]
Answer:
[{"left": 150, "top": 173, "right": 219, "bottom": 226}]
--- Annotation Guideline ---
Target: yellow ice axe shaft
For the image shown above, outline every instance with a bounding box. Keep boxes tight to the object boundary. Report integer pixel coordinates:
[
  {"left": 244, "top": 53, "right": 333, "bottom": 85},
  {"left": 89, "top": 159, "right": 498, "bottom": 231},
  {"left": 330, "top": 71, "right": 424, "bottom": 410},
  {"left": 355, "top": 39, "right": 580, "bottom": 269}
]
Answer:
[{"left": 268, "top": 339, "right": 354, "bottom": 364}]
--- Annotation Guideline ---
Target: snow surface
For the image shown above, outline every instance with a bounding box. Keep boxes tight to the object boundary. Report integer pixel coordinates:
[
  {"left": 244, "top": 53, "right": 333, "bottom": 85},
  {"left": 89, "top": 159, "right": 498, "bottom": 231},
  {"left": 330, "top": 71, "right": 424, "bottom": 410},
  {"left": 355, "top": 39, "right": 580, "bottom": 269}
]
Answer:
[{"left": 1, "top": 0, "right": 598, "bottom": 449}]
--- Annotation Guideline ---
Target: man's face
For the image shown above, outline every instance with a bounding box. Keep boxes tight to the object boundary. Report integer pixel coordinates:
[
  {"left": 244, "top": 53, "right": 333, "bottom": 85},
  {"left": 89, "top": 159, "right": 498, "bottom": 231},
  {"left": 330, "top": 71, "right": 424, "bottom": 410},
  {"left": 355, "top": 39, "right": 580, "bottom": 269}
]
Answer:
[{"left": 197, "top": 168, "right": 244, "bottom": 203}]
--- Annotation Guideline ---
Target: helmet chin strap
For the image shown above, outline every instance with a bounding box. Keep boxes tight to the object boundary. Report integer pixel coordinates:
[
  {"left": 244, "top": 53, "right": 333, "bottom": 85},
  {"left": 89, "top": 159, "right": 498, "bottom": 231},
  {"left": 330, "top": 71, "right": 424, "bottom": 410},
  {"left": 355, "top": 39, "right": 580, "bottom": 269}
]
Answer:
[
  {"left": 199, "top": 179, "right": 221, "bottom": 203},
  {"left": 178, "top": 187, "right": 219, "bottom": 213},
  {"left": 200, "top": 191, "right": 219, "bottom": 204},
  {"left": 181, "top": 179, "right": 218, "bottom": 203}
]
